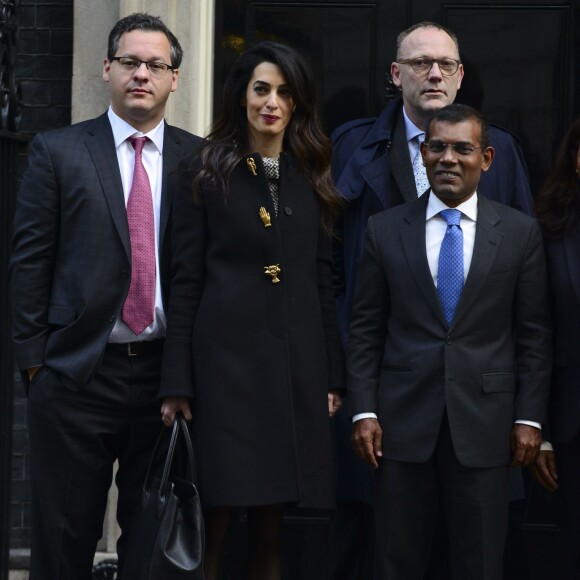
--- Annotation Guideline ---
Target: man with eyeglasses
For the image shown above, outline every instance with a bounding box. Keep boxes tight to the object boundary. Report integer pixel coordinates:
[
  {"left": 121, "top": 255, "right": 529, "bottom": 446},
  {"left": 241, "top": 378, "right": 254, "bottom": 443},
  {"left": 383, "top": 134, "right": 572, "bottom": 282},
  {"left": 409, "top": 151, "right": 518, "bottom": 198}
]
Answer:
[
  {"left": 328, "top": 21, "right": 534, "bottom": 580},
  {"left": 9, "top": 13, "right": 201, "bottom": 580},
  {"left": 347, "top": 103, "right": 550, "bottom": 579}
]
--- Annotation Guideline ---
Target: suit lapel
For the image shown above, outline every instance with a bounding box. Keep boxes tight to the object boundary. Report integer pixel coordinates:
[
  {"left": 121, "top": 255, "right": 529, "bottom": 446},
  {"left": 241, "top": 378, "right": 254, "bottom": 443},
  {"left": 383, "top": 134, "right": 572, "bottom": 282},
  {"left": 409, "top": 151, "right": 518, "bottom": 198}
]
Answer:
[
  {"left": 400, "top": 194, "right": 446, "bottom": 324},
  {"left": 563, "top": 228, "right": 580, "bottom": 307},
  {"left": 84, "top": 113, "right": 130, "bottom": 258},
  {"left": 390, "top": 111, "right": 418, "bottom": 203},
  {"left": 451, "top": 196, "right": 503, "bottom": 327}
]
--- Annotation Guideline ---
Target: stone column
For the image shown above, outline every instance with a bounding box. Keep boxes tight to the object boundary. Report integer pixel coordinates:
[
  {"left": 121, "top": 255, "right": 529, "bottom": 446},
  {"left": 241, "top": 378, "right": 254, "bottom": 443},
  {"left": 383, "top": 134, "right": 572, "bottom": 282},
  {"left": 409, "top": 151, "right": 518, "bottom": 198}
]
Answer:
[
  {"left": 71, "top": 0, "right": 215, "bottom": 560},
  {"left": 72, "top": 0, "right": 214, "bottom": 136}
]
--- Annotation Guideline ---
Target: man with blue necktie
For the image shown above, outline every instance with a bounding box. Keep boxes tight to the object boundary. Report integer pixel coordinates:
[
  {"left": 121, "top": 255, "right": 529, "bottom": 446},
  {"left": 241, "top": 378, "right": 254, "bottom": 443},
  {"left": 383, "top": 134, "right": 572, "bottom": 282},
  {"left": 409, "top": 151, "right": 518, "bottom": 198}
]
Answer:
[{"left": 347, "top": 104, "right": 552, "bottom": 579}]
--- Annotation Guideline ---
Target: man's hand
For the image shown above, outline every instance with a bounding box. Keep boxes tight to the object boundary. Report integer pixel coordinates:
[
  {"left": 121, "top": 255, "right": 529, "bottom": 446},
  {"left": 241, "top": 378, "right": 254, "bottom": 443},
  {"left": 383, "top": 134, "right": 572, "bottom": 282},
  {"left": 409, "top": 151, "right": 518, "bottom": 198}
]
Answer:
[
  {"left": 530, "top": 449, "right": 558, "bottom": 492},
  {"left": 328, "top": 390, "right": 343, "bottom": 417},
  {"left": 510, "top": 424, "right": 542, "bottom": 467},
  {"left": 160, "top": 397, "right": 192, "bottom": 426},
  {"left": 352, "top": 418, "right": 382, "bottom": 469}
]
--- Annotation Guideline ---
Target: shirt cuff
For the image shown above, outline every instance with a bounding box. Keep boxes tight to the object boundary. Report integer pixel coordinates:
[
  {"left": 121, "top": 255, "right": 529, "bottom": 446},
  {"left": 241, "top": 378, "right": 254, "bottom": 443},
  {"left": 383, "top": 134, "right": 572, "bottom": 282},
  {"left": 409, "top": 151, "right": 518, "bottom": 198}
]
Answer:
[
  {"left": 514, "top": 420, "right": 541, "bottom": 430},
  {"left": 352, "top": 412, "right": 378, "bottom": 423}
]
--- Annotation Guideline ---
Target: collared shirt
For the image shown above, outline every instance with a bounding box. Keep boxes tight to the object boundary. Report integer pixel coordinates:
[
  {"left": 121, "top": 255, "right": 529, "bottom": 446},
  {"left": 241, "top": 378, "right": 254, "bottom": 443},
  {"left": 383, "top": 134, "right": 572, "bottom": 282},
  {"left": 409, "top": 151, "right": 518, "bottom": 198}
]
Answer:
[
  {"left": 426, "top": 190, "right": 477, "bottom": 284},
  {"left": 402, "top": 107, "right": 425, "bottom": 164},
  {"left": 107, "top": 107, "right": 166, "bottom": 342},
  {"left": 353, "top": 190, "right": 540, "bottom": 430}
]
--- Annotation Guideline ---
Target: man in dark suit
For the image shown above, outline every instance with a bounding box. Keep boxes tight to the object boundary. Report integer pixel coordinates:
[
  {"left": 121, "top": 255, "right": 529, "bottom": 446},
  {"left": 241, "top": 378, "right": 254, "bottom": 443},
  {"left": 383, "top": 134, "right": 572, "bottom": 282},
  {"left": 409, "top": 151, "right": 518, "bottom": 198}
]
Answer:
[
  {"left": 9, "top": 13, "right": 201, "bottom": 580},
  {"left": 347, "top": 104, "right": 551, "bottom": 579},
  {"left": 328, "top": 22, "right": 534, "bottom": 580}
]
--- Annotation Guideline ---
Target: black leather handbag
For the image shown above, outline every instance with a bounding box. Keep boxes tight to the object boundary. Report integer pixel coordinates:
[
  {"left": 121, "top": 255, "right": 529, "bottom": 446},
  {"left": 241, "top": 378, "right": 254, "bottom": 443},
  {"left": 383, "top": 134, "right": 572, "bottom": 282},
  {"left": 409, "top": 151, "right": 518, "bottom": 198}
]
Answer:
[{"left": 122, "top": 414, "right": 205, "bottom": 580}]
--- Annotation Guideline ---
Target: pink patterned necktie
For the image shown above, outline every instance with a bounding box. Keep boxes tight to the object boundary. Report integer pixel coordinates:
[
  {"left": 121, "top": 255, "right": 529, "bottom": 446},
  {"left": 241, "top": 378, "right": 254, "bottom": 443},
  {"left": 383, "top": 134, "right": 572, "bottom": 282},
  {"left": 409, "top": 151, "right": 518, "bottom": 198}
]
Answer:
[{"left": 122, "top": 136, "right": 156, "bottom": 335}]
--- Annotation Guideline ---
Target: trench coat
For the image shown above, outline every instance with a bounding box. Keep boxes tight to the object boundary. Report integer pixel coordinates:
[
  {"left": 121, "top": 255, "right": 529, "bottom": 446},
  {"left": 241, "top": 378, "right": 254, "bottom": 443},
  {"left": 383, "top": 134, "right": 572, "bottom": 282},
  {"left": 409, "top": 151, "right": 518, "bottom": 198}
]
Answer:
[{"left": 160, "top": 151, "right": 345, "bottom": 509}]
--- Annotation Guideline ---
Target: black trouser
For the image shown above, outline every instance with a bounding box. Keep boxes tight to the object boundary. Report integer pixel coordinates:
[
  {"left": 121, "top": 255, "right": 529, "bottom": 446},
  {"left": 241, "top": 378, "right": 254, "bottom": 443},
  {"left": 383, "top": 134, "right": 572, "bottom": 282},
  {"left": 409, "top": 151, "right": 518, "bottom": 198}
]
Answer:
[
  {"left": 374, "top": 414, "right": 509, "bottom": 580},
  {"left": 554, "top": 433, "right": 580, "bottom": 580},
  {"left": 27, "top": 345, "right": 162, "bottom": 580}
]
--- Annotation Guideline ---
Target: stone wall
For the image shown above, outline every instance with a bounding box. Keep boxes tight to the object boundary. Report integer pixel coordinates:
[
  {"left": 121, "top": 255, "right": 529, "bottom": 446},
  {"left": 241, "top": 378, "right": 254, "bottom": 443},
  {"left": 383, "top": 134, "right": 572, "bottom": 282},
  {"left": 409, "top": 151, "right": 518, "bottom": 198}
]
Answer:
[{"left": 16, "top": 0, "right": 73, "bottom": 134}]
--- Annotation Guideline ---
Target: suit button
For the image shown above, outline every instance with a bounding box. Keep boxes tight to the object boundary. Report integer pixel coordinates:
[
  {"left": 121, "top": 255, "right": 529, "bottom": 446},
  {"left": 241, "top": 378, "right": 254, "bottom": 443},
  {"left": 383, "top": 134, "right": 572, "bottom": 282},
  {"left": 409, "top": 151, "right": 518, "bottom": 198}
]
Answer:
[
  {"left": 109, "top": 315, "right": 115, "bottom": 323},
  {"left": 284, "top": 207, "right": 292, "bottom": 216},
  {"left": 445, "top": 335, "right": 452, "bottom": 344}
]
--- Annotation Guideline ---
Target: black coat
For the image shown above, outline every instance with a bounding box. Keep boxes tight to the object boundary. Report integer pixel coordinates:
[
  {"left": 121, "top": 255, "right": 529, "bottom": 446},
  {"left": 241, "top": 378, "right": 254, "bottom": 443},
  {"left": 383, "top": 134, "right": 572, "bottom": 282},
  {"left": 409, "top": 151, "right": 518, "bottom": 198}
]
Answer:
[
  {"left": 544, "top": 229, "right": 580, "bottom": 444},
  {"left": 161, "top": 152, "right": 345, "bottom": 509}
]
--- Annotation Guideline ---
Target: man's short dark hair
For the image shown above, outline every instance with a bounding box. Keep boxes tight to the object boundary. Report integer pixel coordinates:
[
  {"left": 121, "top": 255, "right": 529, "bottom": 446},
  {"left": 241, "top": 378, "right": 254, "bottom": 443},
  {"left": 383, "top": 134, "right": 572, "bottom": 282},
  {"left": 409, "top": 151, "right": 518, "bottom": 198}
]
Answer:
[
  {"left": 107, "top": 13, "right": 183, "bottom": 68},
  {"left": 425, "top": 104, "right": 491, "bottom": 149}
]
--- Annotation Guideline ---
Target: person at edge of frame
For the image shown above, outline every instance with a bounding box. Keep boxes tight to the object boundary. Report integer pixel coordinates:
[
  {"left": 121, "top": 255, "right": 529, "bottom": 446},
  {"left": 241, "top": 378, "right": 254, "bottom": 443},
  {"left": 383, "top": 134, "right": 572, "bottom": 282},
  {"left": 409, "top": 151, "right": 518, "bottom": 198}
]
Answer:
[{"left": 532, "top": 117, "right": 580, "bottom": 580}]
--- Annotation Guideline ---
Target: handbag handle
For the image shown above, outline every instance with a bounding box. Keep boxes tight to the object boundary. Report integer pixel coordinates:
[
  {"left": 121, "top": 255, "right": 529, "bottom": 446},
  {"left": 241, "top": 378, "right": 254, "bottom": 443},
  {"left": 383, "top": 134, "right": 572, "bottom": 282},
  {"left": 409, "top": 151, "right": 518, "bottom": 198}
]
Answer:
[
  {"left": 176, "top": 413, "right": 197, "bottom": 483},
  {"left": 140, "top": 413, "right": 199, "bottom": 515}
]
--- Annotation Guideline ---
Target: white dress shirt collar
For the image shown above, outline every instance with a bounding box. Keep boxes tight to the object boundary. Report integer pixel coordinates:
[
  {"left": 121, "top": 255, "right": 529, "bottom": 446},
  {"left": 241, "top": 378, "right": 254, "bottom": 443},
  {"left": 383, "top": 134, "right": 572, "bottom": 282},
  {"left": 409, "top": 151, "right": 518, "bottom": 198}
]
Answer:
[
  {"left": 426, "top": 190, "right": 479, "bottom": 222},
  {"left": 402, "top": 106, "right": 425, "bottom": 145},
  {"left": 107, "top": 106, "right": 165, "bottom": 154}
]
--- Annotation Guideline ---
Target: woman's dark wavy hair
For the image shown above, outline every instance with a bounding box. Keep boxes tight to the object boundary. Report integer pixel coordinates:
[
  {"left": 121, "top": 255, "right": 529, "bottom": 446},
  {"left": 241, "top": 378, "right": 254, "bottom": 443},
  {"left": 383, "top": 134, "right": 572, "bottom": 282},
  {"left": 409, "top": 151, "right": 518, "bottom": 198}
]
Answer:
[
  {"left": 535, "top": 118, "right": 580, "bottom": 239},
  {"left": 194, "top": 41, "right": 341, "bottom": 234}
]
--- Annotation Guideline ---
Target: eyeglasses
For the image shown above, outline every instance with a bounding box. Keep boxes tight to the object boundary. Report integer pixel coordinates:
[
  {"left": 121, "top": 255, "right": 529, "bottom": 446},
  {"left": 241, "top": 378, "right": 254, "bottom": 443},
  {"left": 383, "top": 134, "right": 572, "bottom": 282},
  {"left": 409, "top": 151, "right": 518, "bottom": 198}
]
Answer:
[
  {"left": 424, "top": 141, "right": 484, "bottom": 156},
  {"left": 396, "top": 57, "right": 461, "bottom": 77},
  {"left": 110, "top": 57, "right": 176, "bottom": 75}
]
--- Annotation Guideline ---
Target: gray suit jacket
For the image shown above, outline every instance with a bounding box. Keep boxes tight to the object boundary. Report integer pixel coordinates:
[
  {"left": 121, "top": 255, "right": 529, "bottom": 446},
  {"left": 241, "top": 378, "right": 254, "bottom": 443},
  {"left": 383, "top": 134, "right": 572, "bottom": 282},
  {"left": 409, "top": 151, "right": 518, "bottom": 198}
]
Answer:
[
  {"left": 347, "top": 193, "right": 552, "bottom": 468},
  {"left": 10, "top": 112, "right": 201, "bottom": 389}
]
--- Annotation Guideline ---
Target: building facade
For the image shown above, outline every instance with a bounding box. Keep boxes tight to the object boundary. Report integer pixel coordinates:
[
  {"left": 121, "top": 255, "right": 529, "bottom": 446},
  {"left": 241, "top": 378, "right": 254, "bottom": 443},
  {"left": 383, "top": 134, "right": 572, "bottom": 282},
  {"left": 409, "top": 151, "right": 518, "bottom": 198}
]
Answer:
[{"left": 2, "top": 0, "right": 580, "bottom": 577}]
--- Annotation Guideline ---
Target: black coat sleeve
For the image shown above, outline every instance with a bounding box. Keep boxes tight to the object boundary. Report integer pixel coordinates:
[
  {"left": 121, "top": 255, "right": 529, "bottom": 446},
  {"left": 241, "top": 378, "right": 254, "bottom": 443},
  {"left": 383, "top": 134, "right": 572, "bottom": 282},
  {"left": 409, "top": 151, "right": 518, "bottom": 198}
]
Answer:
[{"left": 160, "top": 158, "right": 206, "bottom": 400}]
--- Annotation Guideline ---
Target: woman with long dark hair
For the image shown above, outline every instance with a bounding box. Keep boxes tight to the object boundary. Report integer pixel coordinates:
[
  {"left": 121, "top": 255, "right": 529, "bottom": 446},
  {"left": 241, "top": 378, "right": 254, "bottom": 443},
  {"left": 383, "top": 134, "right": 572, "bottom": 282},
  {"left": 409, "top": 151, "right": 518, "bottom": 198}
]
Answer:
[
  {"left": 533, "top": 118, "right": 580, "bottom": 579},
  {"left": 159, "top": 41, "right": 345, "bottom": 580}
]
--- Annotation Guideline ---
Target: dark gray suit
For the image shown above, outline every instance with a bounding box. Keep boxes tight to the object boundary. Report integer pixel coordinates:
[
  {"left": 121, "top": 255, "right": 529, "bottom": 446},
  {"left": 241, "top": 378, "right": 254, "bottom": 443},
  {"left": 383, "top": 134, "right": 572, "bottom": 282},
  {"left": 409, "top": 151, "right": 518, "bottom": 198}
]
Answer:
[
  {"left": 10, "top": 112, "right": 201, "bottom": 579},
  {"left": 11, "top": 113, "right": 199, "bottom": 386},
  {"left": 347, "top": 192, "right": 552, "bottom": 579}
]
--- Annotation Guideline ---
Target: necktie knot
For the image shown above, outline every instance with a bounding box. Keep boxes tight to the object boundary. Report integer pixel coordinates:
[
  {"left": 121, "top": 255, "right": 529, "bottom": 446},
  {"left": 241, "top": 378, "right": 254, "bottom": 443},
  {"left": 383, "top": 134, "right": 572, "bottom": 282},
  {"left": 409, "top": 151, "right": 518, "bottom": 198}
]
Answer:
[
  {"left": 129, "top": 136, "right": 148, "bottom": 155},
  {"left": 440, "top": 208, "right": 461, "bottom": 227},
  {"left": 416, "top": 133, "right": 425, "bottom": 145}
]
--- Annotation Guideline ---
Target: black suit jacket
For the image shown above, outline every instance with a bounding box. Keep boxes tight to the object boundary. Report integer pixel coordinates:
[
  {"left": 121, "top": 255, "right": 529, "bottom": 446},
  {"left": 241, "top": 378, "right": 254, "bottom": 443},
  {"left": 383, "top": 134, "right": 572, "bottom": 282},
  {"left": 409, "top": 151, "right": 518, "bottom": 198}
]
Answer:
[
  {"left": 331, "top": 97, "right": 534, "bottom": 349},
  {"left": 347, "top": 193, "right": 552, "bottom": 467},
  {"left": 10, "top": 112, "right": 201, "bottom": 388}
]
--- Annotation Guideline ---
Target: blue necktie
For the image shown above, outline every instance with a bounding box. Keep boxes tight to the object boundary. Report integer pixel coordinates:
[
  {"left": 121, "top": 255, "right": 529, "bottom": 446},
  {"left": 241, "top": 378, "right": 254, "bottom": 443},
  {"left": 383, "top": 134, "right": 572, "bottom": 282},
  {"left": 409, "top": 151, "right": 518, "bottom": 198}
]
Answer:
[{"left": 437, "top": 209, "right": 464, "bottom": 325}]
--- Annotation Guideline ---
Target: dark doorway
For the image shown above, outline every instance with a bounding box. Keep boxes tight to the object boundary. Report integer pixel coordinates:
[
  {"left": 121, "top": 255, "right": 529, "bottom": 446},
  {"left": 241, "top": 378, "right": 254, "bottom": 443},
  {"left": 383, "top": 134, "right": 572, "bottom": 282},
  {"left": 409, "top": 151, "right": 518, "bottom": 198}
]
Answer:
[
  {"left": 212, "top": 1, "right": 579, "bottom": 577},
  {"left": 213, "top": 0, "right": 579, "bottom": 194}
]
